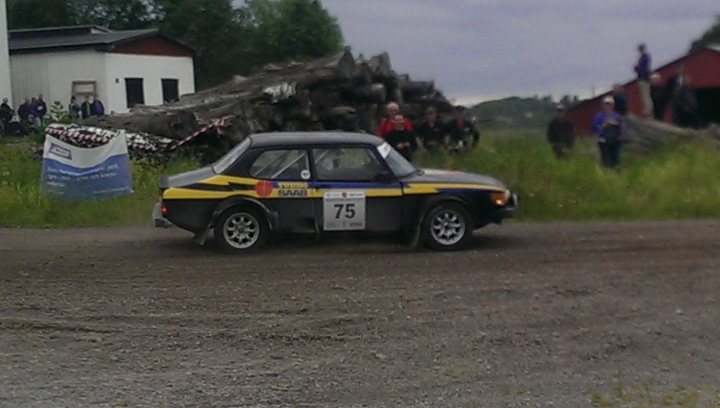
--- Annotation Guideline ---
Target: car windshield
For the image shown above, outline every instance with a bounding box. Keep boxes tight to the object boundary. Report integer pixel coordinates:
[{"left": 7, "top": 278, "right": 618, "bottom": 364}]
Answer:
[
  {"left": 212, "top": 138, "right": 251, "bottom": 174},
  {"left": 378, "top": 143, "right": 417, "bottom": 177}
]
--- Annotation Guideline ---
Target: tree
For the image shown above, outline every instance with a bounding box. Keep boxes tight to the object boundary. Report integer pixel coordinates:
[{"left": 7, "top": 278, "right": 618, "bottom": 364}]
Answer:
[
  {"left": 156, "top": 0, "right": 246, "bottom": 88},
  {"left": 7, "top": 0, "right": 75, "bottom": 29},
  {"left": 71, "top": 0, "right": 156, "bottom": 30},
  {"left": 240, "top": 0, "right": 344, "bottom": 71},
  {"left": 690, "top": 15, "right": 720, "bottom": 52}
]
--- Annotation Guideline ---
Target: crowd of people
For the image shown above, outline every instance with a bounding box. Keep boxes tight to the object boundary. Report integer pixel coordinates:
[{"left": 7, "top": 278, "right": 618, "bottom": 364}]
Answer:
[
  {"left": 547, "top": 42, "right": 705, "bottom": 169},
  {"left": 0, "top": 94, "right": 105, "bottom": 137},
  {"left": 377, "top": 102, "right": 480, "bottom": 162}
]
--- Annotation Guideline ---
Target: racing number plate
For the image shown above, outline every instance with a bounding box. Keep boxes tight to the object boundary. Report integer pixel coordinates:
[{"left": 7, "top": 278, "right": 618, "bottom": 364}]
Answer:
[{"left": 323, "top": 191, "right": 366, "bottom": 231}]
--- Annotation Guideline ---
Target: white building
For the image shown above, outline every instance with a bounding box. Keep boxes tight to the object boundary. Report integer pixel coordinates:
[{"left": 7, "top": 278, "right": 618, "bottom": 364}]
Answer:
[
  {"left": 9, "top": 25, "right": 195, "bottom": 114},
  {"left": 0, "top": 0, "right": 12, "bottom": 105}
]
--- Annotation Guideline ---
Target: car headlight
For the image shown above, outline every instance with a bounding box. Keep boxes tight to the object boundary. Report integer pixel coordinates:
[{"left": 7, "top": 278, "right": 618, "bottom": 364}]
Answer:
[{"left": 489, "top": 190, "right": 510, "bottom": 206}]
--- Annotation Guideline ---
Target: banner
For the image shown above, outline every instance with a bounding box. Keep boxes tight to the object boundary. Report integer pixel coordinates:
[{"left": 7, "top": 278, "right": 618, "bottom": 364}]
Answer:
[{"left": 41, "top": 134, "right": 133, "bottom": 200}]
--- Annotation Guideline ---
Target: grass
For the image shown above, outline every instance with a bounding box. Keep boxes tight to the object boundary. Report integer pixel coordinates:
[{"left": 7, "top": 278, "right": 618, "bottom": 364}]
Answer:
[
  {"left": 590, "top": 381, "right": 720, "bottom": 407},
  {"left": 416, "top": 131, "right": 720, "bottom": 221},
  {"left": 1, "top": 131, "right": 720, "bottom": 227},
  {"left": 0, "top": 139, "right": 198, "bottom": 227}
]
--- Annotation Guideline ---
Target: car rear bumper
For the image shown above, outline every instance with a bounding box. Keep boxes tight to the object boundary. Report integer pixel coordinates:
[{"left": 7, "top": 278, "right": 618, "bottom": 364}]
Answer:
[{"left": 153, "top": 202, "right": 174, "bottom": 228}]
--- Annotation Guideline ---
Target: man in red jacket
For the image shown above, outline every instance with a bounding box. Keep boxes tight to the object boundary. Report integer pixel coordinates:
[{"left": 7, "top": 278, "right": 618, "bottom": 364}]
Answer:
[{"left": 376, "top": 102, "right": 414, "bottom": 138}]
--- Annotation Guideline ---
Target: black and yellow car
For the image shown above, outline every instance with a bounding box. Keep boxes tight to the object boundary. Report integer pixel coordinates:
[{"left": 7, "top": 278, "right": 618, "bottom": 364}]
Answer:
[{"left": 154, "top": 132, "right": 517, "bottom": 252}]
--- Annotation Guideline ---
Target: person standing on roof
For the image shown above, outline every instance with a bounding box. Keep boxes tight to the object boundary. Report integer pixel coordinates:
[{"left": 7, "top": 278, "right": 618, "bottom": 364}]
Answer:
[{"left": 634, "top": 43, "right": 653, "bottom": 117}]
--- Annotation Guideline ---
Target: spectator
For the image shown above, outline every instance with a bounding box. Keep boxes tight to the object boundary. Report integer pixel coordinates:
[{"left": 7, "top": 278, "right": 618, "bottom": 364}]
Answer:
[
  {"left": 385, "top": 114, "right": 418, "bottom": 161},
  {"left": 546, "top": 104, "right": 575, "bottom": 158},
  {"left": 592, "top": 96, "right": 625, "bottom": 168},
  {"left": 81, "top": 96, "right": 93, "bottom": 119},
  {"left": 5, "top": 114, "right": 24, "bottom": 137},
  {"left": 92, "top": 97, "right": 105, "bottom": 116},
  {"left": 25, "top": 114, "right": 38, "bottom": 135},
  {"left": 377, "top": 102, "right": 413, "bottom": 138},
  {"left": 664, "top": 65, "right": 684, "bottom": 103},
  {"left": 650, "top": 73, "right": 666, "bottom": 121},
  {"left": 612, "top": 84, "right": 628, "bottom": 116},
  {"left": 415, "top": 107, "right": 445, "bottom": 150},
  {"left": 672, "top": 75, "right": 700, "bottom": 129},
  {"left": 68, "top": 96, "right": 81, "bottom": 121},
  {"left": 633, "top": 43, "right": 653, "bottom": 117},
  {"left": 1, "top": 97, "right": 13, "bottom": 133},
  {"left": 34, "top": 94, "right": 47, "bottom": 127},
  {"left": 18, "top": 98, "right": 32, "bottom": 122},
  {"left": 445, "top": 106, "right": 479, "bottom": 150}
]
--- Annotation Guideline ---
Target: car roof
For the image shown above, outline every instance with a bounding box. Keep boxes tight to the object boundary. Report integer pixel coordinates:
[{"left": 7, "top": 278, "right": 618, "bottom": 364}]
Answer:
[{"left": 248, "top": 132, "right": 384, "bottom": 148}]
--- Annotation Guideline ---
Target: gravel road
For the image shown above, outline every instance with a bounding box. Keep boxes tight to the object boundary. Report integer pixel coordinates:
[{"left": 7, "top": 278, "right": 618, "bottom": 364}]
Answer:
[{"left": 1, "top": 220, "right": 719, "bottom": 407}]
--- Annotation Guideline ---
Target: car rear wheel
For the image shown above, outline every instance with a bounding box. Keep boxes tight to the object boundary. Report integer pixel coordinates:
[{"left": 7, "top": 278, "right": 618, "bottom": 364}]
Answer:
[
  {"left": 421, "top": 203, "right": 472, "bottom": 251},
  {"left": 214, "top": 207, "right": 268, "bottom": 253}
]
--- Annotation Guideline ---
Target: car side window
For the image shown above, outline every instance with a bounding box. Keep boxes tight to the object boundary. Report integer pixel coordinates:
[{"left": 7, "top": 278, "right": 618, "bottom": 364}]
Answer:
[
  {"left": 312, "top": 147, "right": 386, "bottom": 181},
  {"left": 249, "top": 149, "right": 310, "bottom": 181}
]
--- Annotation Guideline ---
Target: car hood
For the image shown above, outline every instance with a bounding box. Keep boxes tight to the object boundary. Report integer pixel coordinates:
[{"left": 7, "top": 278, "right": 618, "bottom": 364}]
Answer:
[
  {"left": 159, "top": 166, "right": 215, "bottom": 189},
  {"left": 404, "top": 168, "right": 507, "bottom": 189}
]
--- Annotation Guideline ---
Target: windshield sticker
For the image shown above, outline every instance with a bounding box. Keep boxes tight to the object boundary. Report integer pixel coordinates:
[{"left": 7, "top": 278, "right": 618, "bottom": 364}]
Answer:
[
  {"left": 377, "top": 143, "right": 391, "bottom": 159},
  {"left": 301, "top": 169, "right": 311, "bottom": 180}
]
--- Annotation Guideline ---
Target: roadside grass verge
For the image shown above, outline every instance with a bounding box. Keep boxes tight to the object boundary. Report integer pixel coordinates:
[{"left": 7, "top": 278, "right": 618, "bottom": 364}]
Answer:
[
  {"left": 1, "top": 131, "right": 720, "bottom": 228},
  {"left": 0, "top": 140, "right": 197, "bottom": 227},
  {"left": 590, "top": 382, "right": 720, "bottom": 407},
  {"left": 416, "top": 132, "right": 720, "bottom": 221}
]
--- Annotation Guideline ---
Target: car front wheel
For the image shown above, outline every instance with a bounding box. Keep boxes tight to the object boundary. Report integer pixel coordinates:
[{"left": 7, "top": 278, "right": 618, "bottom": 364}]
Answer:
[
  {"left": 214, "top": 207, "right": 268, "bottom": 253},
  {"left": 421, "top": 203, "right": 472, "bottom": 251}
]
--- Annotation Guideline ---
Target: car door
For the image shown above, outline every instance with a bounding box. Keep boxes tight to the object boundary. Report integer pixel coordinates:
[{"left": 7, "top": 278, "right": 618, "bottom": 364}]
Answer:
[
  {"left": 310, "top": 146, "right": 403, "bottom": 232},
  {"left": 247, "top": 148, "right": 316, "bottom": 232}
]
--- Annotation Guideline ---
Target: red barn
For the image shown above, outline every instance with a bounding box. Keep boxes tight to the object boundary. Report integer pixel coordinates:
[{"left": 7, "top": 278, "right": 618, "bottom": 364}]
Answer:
[{"left": 567, "top": 44, "right": 720, "bottom": 134}]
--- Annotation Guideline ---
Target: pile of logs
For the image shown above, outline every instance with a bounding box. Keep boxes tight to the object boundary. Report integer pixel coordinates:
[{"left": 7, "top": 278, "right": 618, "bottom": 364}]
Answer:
[
  {"left": 624, "top": 115, "right": 720, "bottom": 152},
  {"left": 78, "top": 49, "right": 455, "bottom": 160}
]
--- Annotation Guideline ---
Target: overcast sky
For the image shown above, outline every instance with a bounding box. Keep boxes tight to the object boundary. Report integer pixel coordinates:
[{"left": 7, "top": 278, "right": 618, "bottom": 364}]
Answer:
[{"left": 315, "top": 1, "right": 718, "bottom": 105}]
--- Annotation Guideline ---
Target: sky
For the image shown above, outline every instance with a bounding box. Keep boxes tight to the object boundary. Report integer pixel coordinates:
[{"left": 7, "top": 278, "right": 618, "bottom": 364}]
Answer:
[{"left": 315, "top": 0, "right": 719, "bottom": 105}]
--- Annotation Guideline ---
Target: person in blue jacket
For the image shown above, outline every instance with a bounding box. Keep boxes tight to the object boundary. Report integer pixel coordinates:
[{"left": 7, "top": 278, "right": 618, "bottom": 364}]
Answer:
[{"left": 592, "top": 96, "right": 626, "bottom": 168}]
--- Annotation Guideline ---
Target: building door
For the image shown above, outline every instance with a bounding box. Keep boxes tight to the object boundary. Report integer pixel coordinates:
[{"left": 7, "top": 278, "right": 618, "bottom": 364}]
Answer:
[
  {"left": 162, "top": 79, "right": 179, "bottom": 103},
  {"left": 125, "top": 78, "right": 144, "bottom": 108}
]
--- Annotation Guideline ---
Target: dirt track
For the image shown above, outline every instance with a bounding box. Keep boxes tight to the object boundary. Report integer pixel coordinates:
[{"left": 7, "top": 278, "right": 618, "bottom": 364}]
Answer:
[{"left": 1, "top": 220, "right": 719, "bottom": 407}]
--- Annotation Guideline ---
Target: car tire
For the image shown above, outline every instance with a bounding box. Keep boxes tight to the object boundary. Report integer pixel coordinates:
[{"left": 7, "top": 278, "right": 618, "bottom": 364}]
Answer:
[
  {"left": 214, "top": 207, "right": 269, "bottom": 253},
  {"left": 421, "top": 202, "right": 472, "bottom": 251}
]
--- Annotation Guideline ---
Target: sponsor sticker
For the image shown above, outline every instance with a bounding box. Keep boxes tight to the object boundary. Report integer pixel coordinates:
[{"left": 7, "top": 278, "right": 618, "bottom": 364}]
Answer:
[{"left": 255, "top": 180, "right": 274, "bottom": 197}]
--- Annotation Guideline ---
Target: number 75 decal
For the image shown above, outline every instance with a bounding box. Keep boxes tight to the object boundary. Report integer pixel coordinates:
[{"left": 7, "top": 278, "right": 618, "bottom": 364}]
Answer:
[{"left": 323, "top": 191, "right": 366, "bottom": 231}]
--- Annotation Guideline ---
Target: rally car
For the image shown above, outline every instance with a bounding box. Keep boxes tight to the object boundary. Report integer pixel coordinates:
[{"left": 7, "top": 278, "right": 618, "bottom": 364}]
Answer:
[{"left": 154, "top": 132, "right": 517, "bottom": 252}]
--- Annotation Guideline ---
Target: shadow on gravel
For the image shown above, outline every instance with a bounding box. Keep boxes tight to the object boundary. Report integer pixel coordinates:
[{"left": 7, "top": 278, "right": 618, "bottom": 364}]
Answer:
[{"left": 164, "top": 228, "right": 525, "bottom": 257}]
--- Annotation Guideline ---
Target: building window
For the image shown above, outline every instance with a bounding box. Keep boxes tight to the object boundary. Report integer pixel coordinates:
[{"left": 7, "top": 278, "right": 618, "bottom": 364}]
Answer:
[
  {"left": 162, "top": 78, "right": 179, "bottom": 104},
  {"left": 125, "top": 78, "right": 145, "bottom": 108},
  {"left": 72, "top": 81, "right": 97, "bottom": 98}
]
